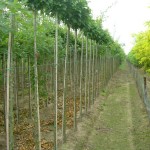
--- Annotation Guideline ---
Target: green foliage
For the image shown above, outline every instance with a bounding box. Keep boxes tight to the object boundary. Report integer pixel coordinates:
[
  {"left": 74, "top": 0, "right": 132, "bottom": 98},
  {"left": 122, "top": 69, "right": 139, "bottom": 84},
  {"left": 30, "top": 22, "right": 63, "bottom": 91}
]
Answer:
[
  {"left": 109, "top": 40, "right": 126, "bottom": 62},
  {"left": 23, "top": 0, "right": 50, "bottom": 11},
  {"left": 128, "top": 26, "right": 150, "bottom": 72},
  {"left": 0, "top": 0, "right": 125, "bottom": 62},
  {"left": 127, "top": 51, "right": 140, "bottom": 67},
  {"left": 68, "top": 0, "right": 91, "bottom": 30}
]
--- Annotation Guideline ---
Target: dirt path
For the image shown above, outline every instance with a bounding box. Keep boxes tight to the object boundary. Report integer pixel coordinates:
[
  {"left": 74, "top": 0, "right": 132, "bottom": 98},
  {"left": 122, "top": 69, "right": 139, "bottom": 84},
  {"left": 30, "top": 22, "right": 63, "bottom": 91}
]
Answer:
[
  {"left": 126, "top": 82, "right": 135, "bottom": 150},
  {"left": 60, "top": 63, "right": 150, "bottom": 150}
]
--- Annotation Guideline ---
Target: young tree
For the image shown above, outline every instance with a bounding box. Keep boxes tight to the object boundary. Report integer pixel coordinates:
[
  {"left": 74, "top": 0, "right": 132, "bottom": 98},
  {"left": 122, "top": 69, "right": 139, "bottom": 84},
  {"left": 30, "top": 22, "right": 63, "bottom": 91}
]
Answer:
[
  {"left": 79, "top": 34, "right": 84, "bottom": 118},
  {"left": 6, "top": 1, "right": 15, "bottom": 149},
  {"left": 46, "top": 0, "right": 67, "bottom": 148},
  {"left": 22, "top": 0, "right": 48, "bottom": 149}
]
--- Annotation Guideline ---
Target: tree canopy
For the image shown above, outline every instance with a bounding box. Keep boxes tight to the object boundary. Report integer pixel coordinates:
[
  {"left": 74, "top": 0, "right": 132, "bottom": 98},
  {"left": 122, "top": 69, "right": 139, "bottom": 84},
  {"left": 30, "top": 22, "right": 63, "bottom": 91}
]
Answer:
[
  {"left": 128, "top": 23, "right": 150, "bottom": 72},
  {"left": 0, "top": 0, "right": 125, "bottom": 60}
]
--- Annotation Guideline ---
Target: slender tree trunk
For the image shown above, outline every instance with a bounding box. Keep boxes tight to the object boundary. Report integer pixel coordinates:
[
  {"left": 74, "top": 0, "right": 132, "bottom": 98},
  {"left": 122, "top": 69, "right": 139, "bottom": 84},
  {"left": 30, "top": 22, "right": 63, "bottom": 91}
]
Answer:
[
  {"left": 109, "top": 57, "right": 111, "bottom": 80},
  {"left": 21, "top": 58, "right": 24, "bottom": 113},
  {"left": 102, "top": 56, "right": 104, "bottom": 89},
  {"left": 94, "top": 44, "right": 97, "bottom": 99},
  {"left": 43, "top": 57, "right": 48, "bottom": 107},
  {"left": 104, "top": 55, "right": 106, "bottom": 88},
  {"left": 6, "top": 12, "right": 15, "bottom": 150},
  {"left": 95, "top": 44, "right": 97, "bottom": 99},
  {"left": 54, "top": 12, "right": 58, "bottom": 150},
  {"left": 73, "top": 29, "right": 77, "bottom": 131},
  {"left": 2, "top": 54, "right": 6, "bottom": 129},
  {"left": 108, "top": 57, "right": 110, "bottom": 81},
  {"left": 33, "top": 10, "right": 41, "bottom": 150},
  {"left": 28, "top": 56, "right": 32, "bottom": 118},
  {"left": 62, "top": 25, "right": 70, "bottom": 143},
  {"left": 94, "top": 43, "right": 96, "bottom": 101},
  {"left": 50, "top": 64, "right": 53, "bottom": 101},
  {"left": 84, "top": 37, "right": 88, "bottom": 113},
  {"left": 106, "top": 54, "right": 108, "bottom": 84},
  {"left": 92, "top": 42, "right": 95, "bottom": 104},
  {"left": 113, "top": 57, "right": 115, "bottom": 73},
  {"left": 79, "top": 34, "right": 84, "bottom": 118},
  {"left": 95, "top": 45, "right": 98, "bottom": 98},
  {"left": 97, "top": 53, "right": 99, "bottom": 93},
  {"left": 9, "top": 36, "right": 14, "bottom": 150},
  {"left": 106, "top": 54, "right": 109, "bottom": 85},
  {"left": 45, "top": 59, "right": 49, "bottom": 107},
  {"left": 69, "top": 47, "right": 73, "bottom": 95},
  {"left": 103, "top": 55, "right": 105, "bottom": 88},
  {"left": 88, "top": 40, "right": 92, "bottom": 108},
  {"left": 14, "top": 58, "right": 19, "bottom": 124},
  {"left": 111, "top": 57, "right": 113, "bottom": 76},
  {"left": 101, "top": 56, "right": 103, "bottom": 88},
  {"left": 99, "top": 54, "right": 102, "bottom": 90}
]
